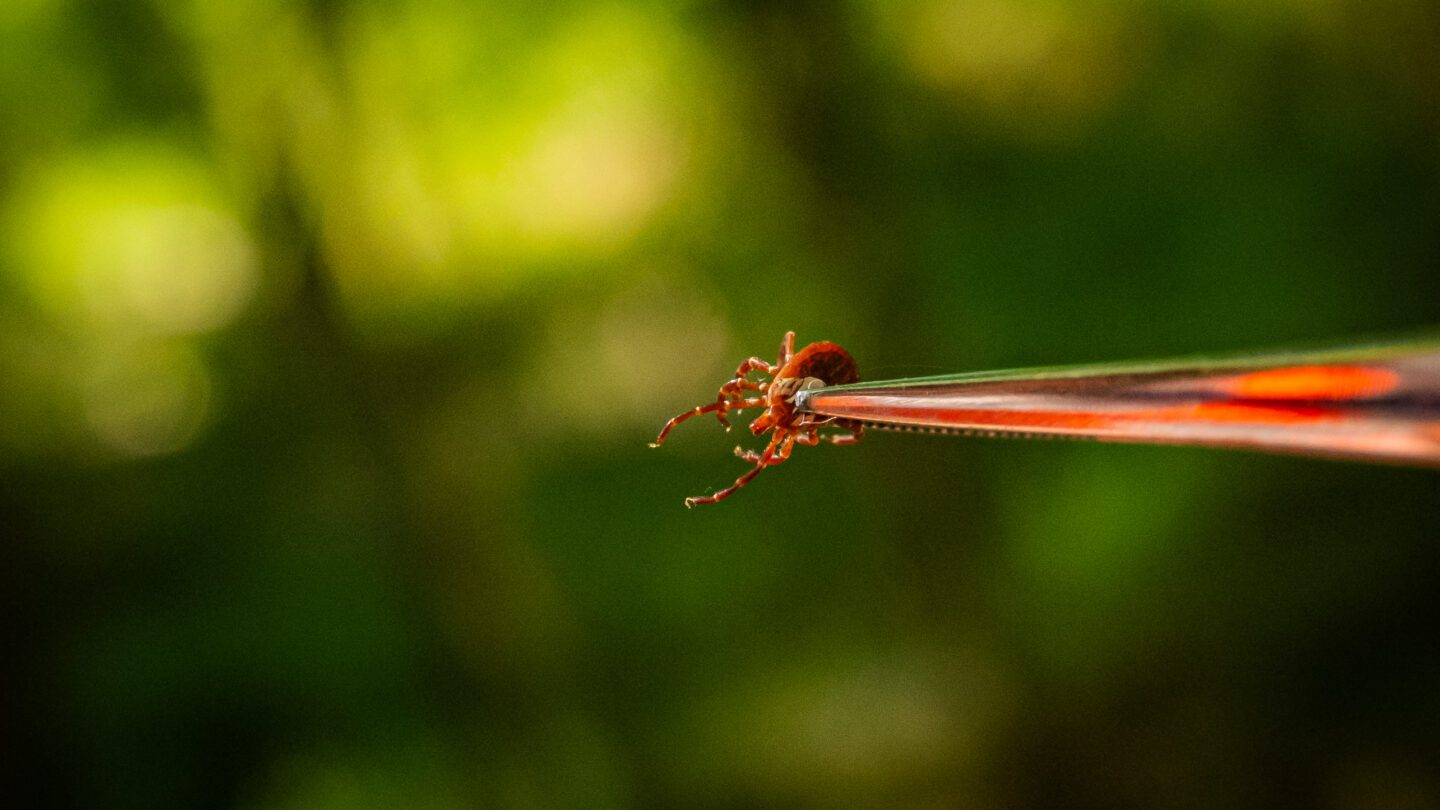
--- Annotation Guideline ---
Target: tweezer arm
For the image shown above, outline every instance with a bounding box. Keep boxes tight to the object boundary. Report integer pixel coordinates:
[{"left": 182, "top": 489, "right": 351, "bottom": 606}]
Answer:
[{"left": 794, "top": 338, "right": 1440, "bottom": 467}]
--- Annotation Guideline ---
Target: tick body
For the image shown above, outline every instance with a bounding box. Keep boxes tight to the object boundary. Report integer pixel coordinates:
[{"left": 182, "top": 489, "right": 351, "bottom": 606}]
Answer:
[{"left": 651, "top": 331, "right": 862, "bottom": 507}]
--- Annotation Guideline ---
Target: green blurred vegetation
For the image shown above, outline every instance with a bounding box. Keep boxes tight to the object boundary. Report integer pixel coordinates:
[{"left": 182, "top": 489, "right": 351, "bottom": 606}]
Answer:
[{"left": 2, "top": 0, "right": 1438, "bottom": 807}]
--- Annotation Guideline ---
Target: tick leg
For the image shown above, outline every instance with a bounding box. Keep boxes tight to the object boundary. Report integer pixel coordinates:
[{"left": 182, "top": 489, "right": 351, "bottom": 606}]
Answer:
[
  {"left": 745, "top": 432, "right": 794, "bottom": 466},
  {"left": 687, "top": 428, "right": 810, "bottom": 507},
  {"left": 732, "top": 357, "right": 778, "bottom": 380},
  {"left": 793, "top": 414, "right": 836, "bottom": 430},
  {"left": 687, "top": 439, "right": 789, "bottom": 507},
  {"left": 713, "top": 379, "right": 764, "bottom": 427},
  {"left": 797, "top": 416, "right": 862, "bottom": 446},
  {"left": 653, "top": 401, "right": 729, "bottom": 445},
  {"left": 715, "top": 396, "right": 766, "bottom": 430},
  {"left": 774, "top": 432, "right": 797, "bottom": 461},
  {"left": 717, "top": 380, "right": 763, "bottom": 404},
  {"left": 720, "top": 378, "right": 764, "bottom": 394},
  {"left": 652, "top": 397, "right": 765, "bottom": 446},
  {"left": 775, "top": 331, "right": 795, "bottom": 368},
  {"left": 733, "top": 446, "right": 765, "bottom": 464},
  {"left": 822, "top": 424, "right": 863, "bottom": 446},
  {"left": 685, "top": 456, "right": 768, "bottom": 507}
]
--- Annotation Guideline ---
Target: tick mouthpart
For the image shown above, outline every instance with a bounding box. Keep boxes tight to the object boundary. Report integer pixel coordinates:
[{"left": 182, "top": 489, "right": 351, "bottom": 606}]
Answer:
[
  {"left": 769, "top": 376, "right": 827, "bottom": 402},
  {"left": 795, "top": 377, "right": 827, "bottom": 401}
]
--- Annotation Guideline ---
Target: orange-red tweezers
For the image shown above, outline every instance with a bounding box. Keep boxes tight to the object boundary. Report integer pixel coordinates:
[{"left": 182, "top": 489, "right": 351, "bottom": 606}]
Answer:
[{"left": 796, "top": 335, "right": 1440, "bottom": 466}]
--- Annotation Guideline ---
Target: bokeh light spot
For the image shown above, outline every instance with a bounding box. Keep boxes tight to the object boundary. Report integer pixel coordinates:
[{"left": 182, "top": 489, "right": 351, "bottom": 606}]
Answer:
[
  {"left": 879, "top": 0, "right": 1142, "bottom": 138},
  {"left": 7, "top": 143, "right": 258, "bottom": 336},
  {"left": 98, "top": 204, "right": 258, "bottom": 335},
  {"left": 81, "top": 341, "right": 211, "bottom": 458},
  {"left": 505, "top": 99, "right": 682, "bottom": 248},
  {"left": 524, "top": 273, "right": 731, "bottom": 439}
]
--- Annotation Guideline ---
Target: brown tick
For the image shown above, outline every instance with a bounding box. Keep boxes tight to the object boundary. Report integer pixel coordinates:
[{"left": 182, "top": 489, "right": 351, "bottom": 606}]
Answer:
[{"left": 651, "top": 331, "right": 863, "bottom": 507}]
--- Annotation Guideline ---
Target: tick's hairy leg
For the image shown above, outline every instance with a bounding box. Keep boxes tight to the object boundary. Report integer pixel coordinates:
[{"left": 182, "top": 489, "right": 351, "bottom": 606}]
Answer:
[
  {"left": 731, "top": 357, "right": 778, "bottom": 381},
  {"left": 685, "top": 458, "right": 767, "bottom": 507},
  {"left": 653, "top": 397, "right": 765, "bottom": 445},
  {"left": 771, "top": 432, "right": 797, "bottom": 462},
  {"left": 823, "top": 425, "right": 863, "bottom": 446},
  {"left": 774, "top": 331, "right": 796, "bottom": 368},
  {"left": 733, "top": 446, "right": 765, "bottom": 464}
]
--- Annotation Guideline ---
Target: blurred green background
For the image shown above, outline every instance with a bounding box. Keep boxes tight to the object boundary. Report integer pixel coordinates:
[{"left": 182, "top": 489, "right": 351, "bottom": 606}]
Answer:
[{"left": 3, "top": 0, "right": 1439, "bottom": 807}]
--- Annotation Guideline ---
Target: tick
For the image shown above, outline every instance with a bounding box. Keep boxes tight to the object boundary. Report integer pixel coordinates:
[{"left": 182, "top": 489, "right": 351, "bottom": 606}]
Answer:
[{"left": 651, "top": 331, "right": 863, "bottom": 507}]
